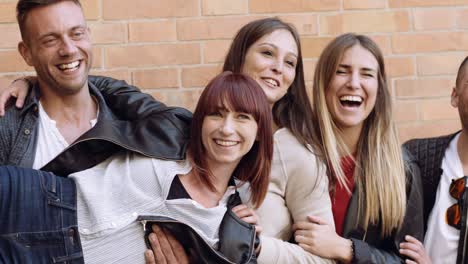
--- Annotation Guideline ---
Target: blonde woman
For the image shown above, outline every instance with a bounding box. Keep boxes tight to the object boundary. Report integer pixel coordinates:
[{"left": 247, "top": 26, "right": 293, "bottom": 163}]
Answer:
[{"left": 293, "top": 33, "right": 424, "bottom": 263}]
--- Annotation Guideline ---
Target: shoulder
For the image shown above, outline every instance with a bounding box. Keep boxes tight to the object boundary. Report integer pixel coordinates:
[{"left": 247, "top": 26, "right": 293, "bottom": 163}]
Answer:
[
  {"left": 150, "top": 158, "right": 191, "bottom": 176},
  {"left": 273, "top": 128, "right": 317, "bottom": 158},
  {"left": 272, "top": 128, "right": 325, "bottom": 183},
  {"left": 403, "top": 132, "right": 457, "bottom": 159}
]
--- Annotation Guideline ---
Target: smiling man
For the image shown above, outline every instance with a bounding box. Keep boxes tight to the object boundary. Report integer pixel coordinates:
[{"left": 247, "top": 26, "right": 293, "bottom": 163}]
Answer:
[
  {"left": 0, "top": 0, "right": 190, "bottom": 171},
  {"left": 0, "top": 1, "right": 192, "bottom": 262},
  {"left": 403, "top": 56, "right": 468, "bottom": 264}
]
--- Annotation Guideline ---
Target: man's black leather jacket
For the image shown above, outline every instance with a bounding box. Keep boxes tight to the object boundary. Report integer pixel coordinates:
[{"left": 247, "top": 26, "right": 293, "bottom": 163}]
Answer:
[
  {"left": 342, "top": 149, "right": 424, "bottom": 263},
  {"left": 0, "top": 75, "right": 191, "bottom": 171},
  {"left": 405, "top": 132, "right": 468, "bottom": 264}
]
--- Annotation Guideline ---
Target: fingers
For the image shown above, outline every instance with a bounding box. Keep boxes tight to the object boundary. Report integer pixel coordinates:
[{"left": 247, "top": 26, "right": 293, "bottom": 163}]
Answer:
[
  {"left": 0, "top": 89, "right": 12, "bottom": 117},
  {"left": 232, "top": 204, "right": 258, "bottom": 225},
  {"left": 15, "top": 84, "right": 29, "bottom": 108},
  {"left": 307, "top": 215, "right": 328, "bottom": 225},
  {"left": 254, "top": 225, "right": 262, "bottom": 235},
  {"left": 151, "top": 225, "right": 178, "bottom": 264},
  {"left": 0, "top": 78, "right": 30, "bottom": 116},
  {"left": 293, "top": 221, "right": 316, "bottom": 231},
  {"left": 405, "top": 235, "right": 423, "bottom": 245},
  {"left": 399, "top": 237, "right": 429, "bottom": 264},
  {"left": 145, "top": 249, "right": 156, "bottom": 264},
  {"left": 165, "top": 228, "right": 189, "bottom": 264},
  {"left": 148, "top": 232, "right": 167, "bottom": 264}
]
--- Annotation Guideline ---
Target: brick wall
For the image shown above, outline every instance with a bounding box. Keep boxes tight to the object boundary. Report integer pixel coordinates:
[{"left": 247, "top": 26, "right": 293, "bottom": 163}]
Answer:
[{"left": 1, "top": 0, "right": 467, "bottom": 141}]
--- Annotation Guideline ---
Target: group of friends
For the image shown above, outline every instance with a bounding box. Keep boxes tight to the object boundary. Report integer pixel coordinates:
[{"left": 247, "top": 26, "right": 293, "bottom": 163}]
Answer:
[{"left": 0, "top": 0, "right": 467, "bottom": 263}]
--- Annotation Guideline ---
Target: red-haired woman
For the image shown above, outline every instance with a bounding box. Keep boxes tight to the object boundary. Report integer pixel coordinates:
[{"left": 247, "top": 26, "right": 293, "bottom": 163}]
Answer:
[{"left": 0, "top": 72, "right": 273, "bottom": 263}]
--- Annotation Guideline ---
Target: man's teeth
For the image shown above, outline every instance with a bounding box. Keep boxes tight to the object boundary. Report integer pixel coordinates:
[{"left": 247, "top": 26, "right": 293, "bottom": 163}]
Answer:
[
  {"left": 215, "top": 139, "right": 238, "bottom": 147},
  {"left": 340, "top": 95, "right": 362, "bottom": 103},
  {"left": 58, "top": 61, "right": 80, "bottom": 70},
  {"left": 264, "top": 78, "right": 278, "bottom": 87}
]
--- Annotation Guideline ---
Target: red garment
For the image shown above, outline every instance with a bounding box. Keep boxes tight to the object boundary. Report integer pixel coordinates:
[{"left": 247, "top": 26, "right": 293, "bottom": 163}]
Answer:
[{"left": 330, "top": 155, "right": 356, "bottom": 236}]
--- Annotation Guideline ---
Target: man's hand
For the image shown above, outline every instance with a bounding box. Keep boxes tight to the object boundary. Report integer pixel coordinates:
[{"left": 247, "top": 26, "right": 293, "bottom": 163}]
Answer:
[{"left": 144, "top": 224, "right": 189, "bottom": 264}]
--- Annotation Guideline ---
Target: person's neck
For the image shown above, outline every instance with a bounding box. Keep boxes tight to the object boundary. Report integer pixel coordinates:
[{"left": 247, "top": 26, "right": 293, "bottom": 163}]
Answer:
[
  {"left": 181, "top": 159, "right": 237, "bottom": 208},
  {"left": 457, "top": 129, "right": 468, "bottom": 175},
  {"left": 39, "top": 82, "right": 98, "bottom": 144}
]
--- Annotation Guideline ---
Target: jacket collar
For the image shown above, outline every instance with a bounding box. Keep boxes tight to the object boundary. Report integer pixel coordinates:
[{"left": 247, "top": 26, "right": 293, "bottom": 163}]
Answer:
[
  {"left": 19, "top": 80, "right": 116, "bottom": 121},
  {"left": 20, "top": 83, "right": 40, "bottom": 116}
]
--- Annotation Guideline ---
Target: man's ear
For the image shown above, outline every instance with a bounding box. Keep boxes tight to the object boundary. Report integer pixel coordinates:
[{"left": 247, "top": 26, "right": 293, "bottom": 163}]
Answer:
[
  {"left": 18, "top": 41, "right": 34, "bottom": 66},
  {"left": 451, "top": 86, "right": 459, "bottom": 108}
]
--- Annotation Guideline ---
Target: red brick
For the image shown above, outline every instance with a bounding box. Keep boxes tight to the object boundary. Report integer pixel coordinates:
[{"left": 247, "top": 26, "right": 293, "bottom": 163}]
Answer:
[
  {"left": 129, "top": 21, "right": 176, "bottom": 43},
  {"left": 457, "top": 9, "right": 468, "bottom": 28},
  {"left": 102, "top": 0, "right": 198, "bottom": 20},
  {"left": 0, "top": 2, "right": 16, "bottom": 23},
  {"left": 0, "top": 50, "right": 32, "bottom": 72},
  {"left": 344, "top": 0, "right": 387, "bottom": 9},
  {"left": 393, "top": 99, "right": 419, "bottom": 122},
  {"left": 133, "top": 69, "right": 179, "bottom": 89},
  {"left": 177, "top": 17, "right": 259, "bottom": 41},
  {"left": 395, "top": 78, "right": 454, "bottom": 97},
  {"left": 369, "top": 35, "right": 392, "bottom": 55},
  {"left": 105, "top": 44, "right": 200, "bottom": 68},
  {"left": 249, "top": 0, "right": 341, "bottom": 13},
  {"left": 397, "top": 120, "right": 460, "bottom": 142},
  {"left": 386, "top": 56, "right": 415, "bottom": 78},
  {"left": 89, "top": 23, "right": 126, "bottom": 44},
  {"left": 392, "top": 32, "right": 468, "bottom": 54},
  {"left": 419, "top": 97, "right": 458, "bottom": 120},
  {"left": 203, "top": 40, "right": 231, "bottom": 63},
  {"left": 303, "top": 59, "right": 317, "bottom": 82},
  {"left": 147, "top": 89, "right": 203, "bottom": 110},
  {"left": 0, "top": 24, "right": 21, "bottom": 49},
  {"left": 413, "top": 9, "right": 457, "bottom": 30},
  {"left": 301, "top": 37, "right": 333, "bottom": 58},
  {"left": 202, "top": 0, "right": 248, "bottom": 15},
  {"left": 182, "top": 65, "right": 221, "bottom": 88},
  {"left": 81, "top": 0, "right": 100, "bottom": 20},
  {"left": 420, "top": 98, "right": 459, "bottom": 120},
  {"left": 280, "top": 14, "right": 318, "bottom": 35},
  {"left": 320, "top": 11, "right": 410, "bottom": 34},
  {"left": 390, "top": 0, "right": 468, "bottom": 8},
  {"left": 417, "top": 53, "right": 467, "bottom": 76},
  {"left": 91, "top": 47, "right": 103, "bottom": 69}
]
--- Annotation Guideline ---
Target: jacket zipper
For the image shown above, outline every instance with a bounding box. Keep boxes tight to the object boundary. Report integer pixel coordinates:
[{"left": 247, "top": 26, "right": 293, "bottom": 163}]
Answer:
[{"left": 139, "top": 219, "right": 242, "bottom": 264}]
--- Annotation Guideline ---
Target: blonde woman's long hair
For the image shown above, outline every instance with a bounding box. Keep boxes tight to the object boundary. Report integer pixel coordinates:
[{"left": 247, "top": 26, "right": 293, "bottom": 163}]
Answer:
[{"left": 311, "top": 33, "right": 406, "bottom": 236}]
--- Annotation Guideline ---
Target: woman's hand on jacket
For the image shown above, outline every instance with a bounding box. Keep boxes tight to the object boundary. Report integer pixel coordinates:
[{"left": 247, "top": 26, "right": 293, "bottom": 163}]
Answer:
[
  {"left": 0, "top": 77, "right": 32, "bottom": 116},
  {"left": 232, "top": 204, "right": 263, "bottom": 235},
  {"left": 294, "top": 215, "right": 352, "bottom": 263},
  {"left": 399, "top": 235, "right": 432, "bottom": 264},
  {"left": 144, "top": 224, "right": 189, "bottom": 264}
]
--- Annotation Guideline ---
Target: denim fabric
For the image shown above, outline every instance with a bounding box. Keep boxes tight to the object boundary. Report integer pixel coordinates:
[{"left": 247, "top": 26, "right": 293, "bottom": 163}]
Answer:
[{"left": 0, "top": 166, "right": 83, "bottom": 263}]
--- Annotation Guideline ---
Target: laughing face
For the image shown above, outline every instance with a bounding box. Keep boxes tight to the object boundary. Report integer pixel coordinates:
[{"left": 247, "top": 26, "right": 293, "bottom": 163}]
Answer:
[
  {"left": 202, "top": 107, "right": 258, "bottom": 169},
  {"left": 241, "top": 29, "right": 298, "bottom": 106},
  {"left": 18, "top": 1, "right": 92, "bottom": 96},
  {"left": 326, "top": 44, "right": 379, "bottom": 133}
]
